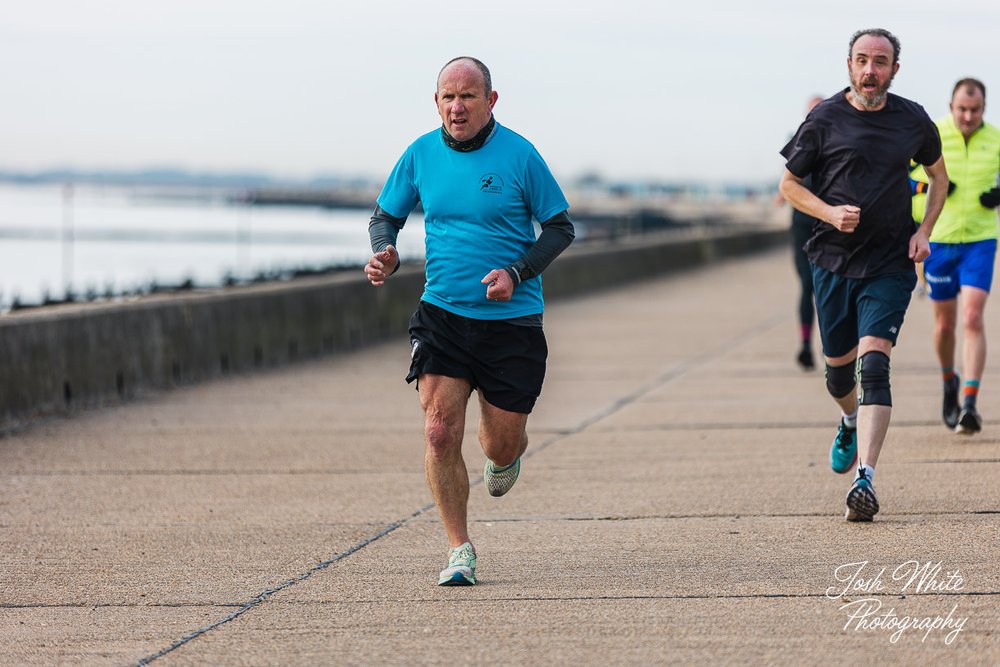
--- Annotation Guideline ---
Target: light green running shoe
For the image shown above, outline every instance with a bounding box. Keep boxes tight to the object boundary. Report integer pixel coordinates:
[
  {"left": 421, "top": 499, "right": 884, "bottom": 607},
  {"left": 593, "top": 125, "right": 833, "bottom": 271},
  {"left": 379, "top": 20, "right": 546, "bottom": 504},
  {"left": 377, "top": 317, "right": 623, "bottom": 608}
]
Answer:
[
  {"left": 484, "top": 457, "right": 520, "bottom": 497},
  {"left": 438, "top": 542, "right": 476, "bottom": 586}
]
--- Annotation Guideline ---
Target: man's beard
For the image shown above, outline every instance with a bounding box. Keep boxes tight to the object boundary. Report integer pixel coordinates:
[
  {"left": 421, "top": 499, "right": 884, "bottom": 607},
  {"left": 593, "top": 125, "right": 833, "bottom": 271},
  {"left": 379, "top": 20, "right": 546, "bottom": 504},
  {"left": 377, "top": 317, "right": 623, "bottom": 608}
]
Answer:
[{"left": 850, "top": 73, "right": 894, "bottom": 109}]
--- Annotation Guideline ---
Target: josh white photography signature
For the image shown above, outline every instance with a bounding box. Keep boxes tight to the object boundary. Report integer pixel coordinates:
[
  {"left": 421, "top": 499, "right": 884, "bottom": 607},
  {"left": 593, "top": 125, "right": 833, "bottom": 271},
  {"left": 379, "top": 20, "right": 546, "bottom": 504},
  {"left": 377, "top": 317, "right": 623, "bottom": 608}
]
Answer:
[{"left": 826, "top": 561, "right": 969, "bottom": 644}]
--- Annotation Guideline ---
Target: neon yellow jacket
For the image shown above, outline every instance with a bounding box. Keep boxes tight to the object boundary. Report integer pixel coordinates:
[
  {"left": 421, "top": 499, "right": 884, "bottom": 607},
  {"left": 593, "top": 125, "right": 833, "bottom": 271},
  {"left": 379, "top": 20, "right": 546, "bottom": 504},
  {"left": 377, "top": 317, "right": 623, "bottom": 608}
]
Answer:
[{"left": 912, "top": 115, "right": 1000, "bottom": 243}]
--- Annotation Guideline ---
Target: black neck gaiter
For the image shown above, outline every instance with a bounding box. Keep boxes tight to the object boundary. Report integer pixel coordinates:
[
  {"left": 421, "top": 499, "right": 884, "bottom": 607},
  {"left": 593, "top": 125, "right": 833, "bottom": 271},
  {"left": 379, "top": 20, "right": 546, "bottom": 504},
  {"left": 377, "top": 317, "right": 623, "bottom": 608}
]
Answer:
[{"left": 441, "top": 115, "right": 496, "bottom": 152}]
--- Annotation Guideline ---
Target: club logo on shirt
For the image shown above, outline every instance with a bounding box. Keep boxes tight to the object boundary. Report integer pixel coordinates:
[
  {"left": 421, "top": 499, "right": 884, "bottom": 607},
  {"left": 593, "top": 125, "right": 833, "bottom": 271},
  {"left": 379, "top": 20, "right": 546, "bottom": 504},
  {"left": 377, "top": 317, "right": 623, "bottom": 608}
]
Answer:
[{"left": 479, "top": 173, "right": 503, "bottom": 195}]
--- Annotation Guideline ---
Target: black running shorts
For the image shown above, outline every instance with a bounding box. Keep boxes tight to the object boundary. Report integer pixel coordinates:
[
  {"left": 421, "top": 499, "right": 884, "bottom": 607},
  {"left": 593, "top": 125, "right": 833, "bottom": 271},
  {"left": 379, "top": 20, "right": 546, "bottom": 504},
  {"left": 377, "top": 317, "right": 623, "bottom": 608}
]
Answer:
[
  {"left": 406, "top": 301, "right": 547, "bottom": 414},
  {"left": 812, "top": 266, "right": 918, "bottom": 358}
]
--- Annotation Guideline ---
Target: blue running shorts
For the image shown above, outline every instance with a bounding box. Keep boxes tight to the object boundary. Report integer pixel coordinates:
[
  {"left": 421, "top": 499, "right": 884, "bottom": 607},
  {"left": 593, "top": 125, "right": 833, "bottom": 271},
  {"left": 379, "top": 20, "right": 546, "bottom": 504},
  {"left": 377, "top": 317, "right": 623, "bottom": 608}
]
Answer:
[{"left": 923, "top": 239, "right": 997, "bottom": 301}]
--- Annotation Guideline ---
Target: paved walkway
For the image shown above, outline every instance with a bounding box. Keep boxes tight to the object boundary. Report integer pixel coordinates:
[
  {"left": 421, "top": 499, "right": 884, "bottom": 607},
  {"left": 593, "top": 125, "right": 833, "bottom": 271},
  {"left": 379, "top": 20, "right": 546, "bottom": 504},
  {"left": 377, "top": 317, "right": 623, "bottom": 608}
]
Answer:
[{"left": 1, "top": 247, "right": 997, "bottom": 665}]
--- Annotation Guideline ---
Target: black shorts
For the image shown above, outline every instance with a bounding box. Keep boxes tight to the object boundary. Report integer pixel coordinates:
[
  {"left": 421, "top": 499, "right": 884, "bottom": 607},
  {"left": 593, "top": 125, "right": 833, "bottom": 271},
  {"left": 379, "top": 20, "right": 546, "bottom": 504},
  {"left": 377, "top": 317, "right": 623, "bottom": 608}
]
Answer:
[
  {"left": 811, "top": 266, "right": 918, "bottom": 358},
  {"left": 406, "top": 301, "right": 547, "bottom": 414}
]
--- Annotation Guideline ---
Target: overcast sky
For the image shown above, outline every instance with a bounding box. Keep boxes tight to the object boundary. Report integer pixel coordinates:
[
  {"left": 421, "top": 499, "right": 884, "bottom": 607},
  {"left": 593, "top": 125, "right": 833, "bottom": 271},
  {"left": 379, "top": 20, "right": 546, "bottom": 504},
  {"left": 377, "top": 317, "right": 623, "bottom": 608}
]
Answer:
[{"left": 2, "top": 0, "right": 998, "bottom": 185}]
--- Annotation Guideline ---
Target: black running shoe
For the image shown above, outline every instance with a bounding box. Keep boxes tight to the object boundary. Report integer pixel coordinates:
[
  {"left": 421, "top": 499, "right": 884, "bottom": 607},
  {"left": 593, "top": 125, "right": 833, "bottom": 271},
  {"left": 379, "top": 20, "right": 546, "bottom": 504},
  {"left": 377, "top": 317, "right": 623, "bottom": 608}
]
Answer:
[
  {"left": 942, "top": 375, "right": 960, "bottom": 429},
  {"left": 797, "top": 347, "right": 816, "bottom": 371},
  {"left": 956, "top": 405, "right": 982, "bottom": 435}
]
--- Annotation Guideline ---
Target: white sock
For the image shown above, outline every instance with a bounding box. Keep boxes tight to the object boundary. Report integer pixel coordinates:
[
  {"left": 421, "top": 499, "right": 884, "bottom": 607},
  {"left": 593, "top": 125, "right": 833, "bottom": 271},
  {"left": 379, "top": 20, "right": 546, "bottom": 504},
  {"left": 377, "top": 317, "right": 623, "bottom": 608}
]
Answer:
[
  {"left": 856, "top": 463, "right": 875, "bottom": 482},
  {"left": 842, "top": 410, "right": 858, "bottom": 429}
]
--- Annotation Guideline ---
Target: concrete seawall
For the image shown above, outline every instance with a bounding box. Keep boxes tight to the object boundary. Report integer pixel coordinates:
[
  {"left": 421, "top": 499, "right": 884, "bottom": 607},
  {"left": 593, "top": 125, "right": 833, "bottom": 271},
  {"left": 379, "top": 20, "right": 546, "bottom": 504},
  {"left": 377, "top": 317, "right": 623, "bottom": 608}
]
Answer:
[{"left": 0, "top": 226, "right": 786, "bottom": 430}]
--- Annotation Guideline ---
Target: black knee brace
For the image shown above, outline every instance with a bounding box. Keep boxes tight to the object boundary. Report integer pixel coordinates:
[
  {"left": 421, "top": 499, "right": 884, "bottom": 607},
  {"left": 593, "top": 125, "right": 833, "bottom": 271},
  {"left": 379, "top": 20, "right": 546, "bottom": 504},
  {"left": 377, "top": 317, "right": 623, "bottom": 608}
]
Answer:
[
  {"left": 825, "top": 361, "right": 857, "bottom": 399},
  {"left": 858, "top": 351, "right": 892, "bottom": 406}
]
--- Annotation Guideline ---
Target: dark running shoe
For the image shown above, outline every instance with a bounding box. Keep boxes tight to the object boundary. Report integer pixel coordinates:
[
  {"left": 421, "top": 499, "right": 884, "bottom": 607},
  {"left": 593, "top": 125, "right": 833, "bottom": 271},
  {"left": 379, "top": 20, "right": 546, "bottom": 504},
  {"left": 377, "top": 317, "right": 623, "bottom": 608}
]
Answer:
[
  {"left": 797, "top": 347, "right": 816, "bottom": 371},
  {"left": 845, "top": 468, "right": 879, "bottom": 522},
  {"left": 942, "top": 375, "right": 960, "bottom": 429},
  {"left": 955, "top": 405, "right": 982, "bottom": 435},
  {"left": 830, "top": 418, "right": 858, "bottom": 474}
]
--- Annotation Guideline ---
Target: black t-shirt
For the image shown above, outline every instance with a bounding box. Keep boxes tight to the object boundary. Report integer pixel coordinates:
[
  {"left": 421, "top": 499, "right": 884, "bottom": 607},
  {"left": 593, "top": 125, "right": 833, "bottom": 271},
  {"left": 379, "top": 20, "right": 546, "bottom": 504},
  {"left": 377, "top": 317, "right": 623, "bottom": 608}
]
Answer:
[
  {"left": 791, "top": 174, "right": 815, "bottom": 229},
  {"left": 781, "top": 89, "right": 942, "bottom": 278}
]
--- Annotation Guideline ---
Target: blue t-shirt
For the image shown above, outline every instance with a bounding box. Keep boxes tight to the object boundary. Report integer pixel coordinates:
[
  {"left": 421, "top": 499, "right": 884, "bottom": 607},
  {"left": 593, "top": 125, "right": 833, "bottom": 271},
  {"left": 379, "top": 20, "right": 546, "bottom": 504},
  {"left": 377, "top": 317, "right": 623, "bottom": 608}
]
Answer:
[{"left": 377, "top": 122, "right": 569, "bottom": 320}]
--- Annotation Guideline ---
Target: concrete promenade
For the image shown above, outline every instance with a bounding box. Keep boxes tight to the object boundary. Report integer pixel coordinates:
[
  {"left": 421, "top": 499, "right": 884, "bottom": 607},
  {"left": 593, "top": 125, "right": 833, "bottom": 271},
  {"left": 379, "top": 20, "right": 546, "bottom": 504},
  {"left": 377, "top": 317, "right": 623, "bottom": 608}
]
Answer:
[{"left": 1, "top": 247, "right": 998, "bottom": 665}]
